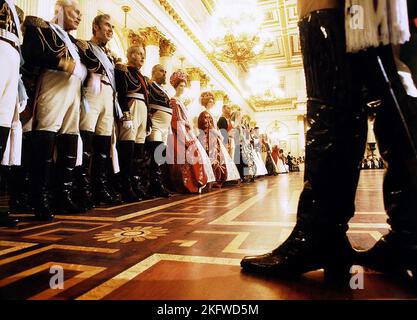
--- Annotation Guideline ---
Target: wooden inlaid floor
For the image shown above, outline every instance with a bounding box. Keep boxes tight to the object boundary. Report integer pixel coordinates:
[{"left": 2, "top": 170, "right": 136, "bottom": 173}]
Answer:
[{"left": 0, "top": 170, "right": 416, "bottom": 300}]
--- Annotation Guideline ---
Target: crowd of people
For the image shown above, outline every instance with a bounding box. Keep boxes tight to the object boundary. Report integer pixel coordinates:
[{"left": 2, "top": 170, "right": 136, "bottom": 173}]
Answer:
[
  {"left": 361, "top": 156, "right": 385, "bottom": 170},
  {"left": 0, "top": 0, "right": 300, "bottom": 227}
]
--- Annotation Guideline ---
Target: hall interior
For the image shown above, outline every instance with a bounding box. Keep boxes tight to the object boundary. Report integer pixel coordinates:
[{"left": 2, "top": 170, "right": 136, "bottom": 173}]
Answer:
[{"left": 0, "top": 0, "right": 406, "bottom": 300}]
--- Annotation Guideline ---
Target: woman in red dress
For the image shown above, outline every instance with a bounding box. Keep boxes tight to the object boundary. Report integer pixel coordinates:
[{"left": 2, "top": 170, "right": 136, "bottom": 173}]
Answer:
[{"left": 166, "top": 70, "right": 208, "bottom": 193}]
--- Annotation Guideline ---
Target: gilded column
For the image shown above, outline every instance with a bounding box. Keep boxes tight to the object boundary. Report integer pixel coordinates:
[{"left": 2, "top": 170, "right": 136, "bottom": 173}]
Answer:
[
  {"left": 159, "top": 38, "right": 176, "bottom": 79},
  {"left": 200, "top": 74, "right": 210, "bottom": 91},
  {"left": 140, "top": 26, "right": 162, "bottom": 78},
  {"left": 187, "top": 67, "right": 203, "bottom": 99},
  {"left": 213, "top": 90, "right": 226, "bottom": 119},
  {"left": 186, "top": 67, "right": 204, "bottom": 127}
]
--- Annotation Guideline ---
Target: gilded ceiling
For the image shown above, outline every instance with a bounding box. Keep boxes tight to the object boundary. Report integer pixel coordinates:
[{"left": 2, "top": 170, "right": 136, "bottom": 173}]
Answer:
[{"left": 259, "top": 0, "right": 302, "bottom": 69}]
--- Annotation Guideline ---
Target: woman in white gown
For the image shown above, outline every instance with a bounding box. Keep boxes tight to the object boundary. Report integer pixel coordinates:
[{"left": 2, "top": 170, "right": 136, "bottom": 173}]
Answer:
[
  {"left": 242, "top": 117, "right": 267, "bottom": 177},
  {"left": 251, "top": 128, "right": 268, "bottom": 177},
  {"left": 231, "top": 111, "right": 256, "bottom": 182},
  {"left": 277, "top": 149, "right": 289, "bottom": 174}
]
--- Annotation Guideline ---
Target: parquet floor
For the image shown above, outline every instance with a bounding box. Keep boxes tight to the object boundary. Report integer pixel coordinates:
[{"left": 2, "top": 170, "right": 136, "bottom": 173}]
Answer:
[{"left": 1, "top": 169, "right": 416, "bottom": 300}]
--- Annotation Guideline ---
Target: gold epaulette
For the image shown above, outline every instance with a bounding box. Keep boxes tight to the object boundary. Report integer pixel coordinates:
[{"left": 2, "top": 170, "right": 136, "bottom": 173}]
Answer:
[
  {"left": 23, "top": 16, "right": 48, "bottom": 28},
  {"left": 115, "top": 63, "right": 128, "bottom": 72},
  {"left": 76, "top": 39, "right": 89, "bottom": 52}
]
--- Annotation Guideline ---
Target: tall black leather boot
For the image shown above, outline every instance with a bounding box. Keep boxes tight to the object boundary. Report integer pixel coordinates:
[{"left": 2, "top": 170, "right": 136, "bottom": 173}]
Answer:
[
  {"left": 9, "top": 131, "right": 34, "bottom": 213},
  {"left": 0, "top": 126, "right": 19, "bottom": 227},
  {"left": 75, "top": 131, "right": 95, "bottom": 211},
  {"left": 357, "top": 46, "right": 417, "bottom": 278},
  {"left": 32, "top": 130, "right": 56, "bottom": 221},
  {"left": 91, "top": 135, "right": 122, "bottom": 206},
  {"left": 147, "top": 141, "right": 171, "bottom": 198},
  {"left": 241, "top": 10, "right": 367, "bottom": 280},
  {"left": 132, "top": 143, "right": 152, "bottom": 200},
  {"left": 117, "top": 140, "right": 142, "bottom": 203},
  {"left": 55, "top": 134, "right": 85, "bottom": 214}
]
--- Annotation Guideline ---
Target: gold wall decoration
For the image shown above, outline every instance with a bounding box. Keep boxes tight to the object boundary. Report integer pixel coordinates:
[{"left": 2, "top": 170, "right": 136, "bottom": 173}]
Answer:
[
  {"left": 159, "top": 38, "right": 177, "bottom": 57},
  {"left": 128, "top": 30, "right": 144, "bottom": 47},
  {"left": 224, "top": 95, "right": 231, "bottom": 105},
  {"left": 186, "top": 67, "right": 203, "bottom": 82},
  {"left": 200, "top": 73, "right": 210, "bottom": 89},
  {"left": 214, "top": 90, "right": 225, "bottom": 101},
  {"left": 231, "top": 105, "right": 241, "bottom": 113},
  {"left": 201, "top": 0, "right": 216, "bottom": 14},
  {"left": 157, "top": 0, "right": 255, "bottom": 111},
  {"left": 139, "top": 26, "right": 163, "bottom": 46}
]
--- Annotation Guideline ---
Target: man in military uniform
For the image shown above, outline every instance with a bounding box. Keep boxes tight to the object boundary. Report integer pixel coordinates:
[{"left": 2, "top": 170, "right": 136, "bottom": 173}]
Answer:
[
  {"left": 0, "top": 0, "right": 25, "bottom": 226},
  {"left": 146, "top": 64, "right": 172, "bottom": 198},
  {"left": 7, "top": 5, "right": 35, "bottom": 218},
  {"left": 74, "top": 14, "right": 122, "bottom": 208},
  {"left": 115, "top": 44, "right": 151, "bottom": 202},
  {"left": 20, "top": 0, "right": 87, "bottom": 220},
  {"left": 241, "top": 0, "right": 417, "bottom": 284}
]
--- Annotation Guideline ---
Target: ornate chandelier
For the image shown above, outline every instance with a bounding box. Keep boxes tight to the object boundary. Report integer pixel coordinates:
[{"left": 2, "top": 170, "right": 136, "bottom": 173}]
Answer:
[
  {"left": 210, "top": 0, "right": 272, "bottom": 68},
  {"left": 246, "top": 65, "right": 285, "bottom": 105}
]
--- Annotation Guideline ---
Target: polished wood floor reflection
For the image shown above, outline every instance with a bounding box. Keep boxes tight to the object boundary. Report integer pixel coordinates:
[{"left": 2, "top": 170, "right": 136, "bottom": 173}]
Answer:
[{"left": 1, "top": 169, "right": 416, "bottom": 300}]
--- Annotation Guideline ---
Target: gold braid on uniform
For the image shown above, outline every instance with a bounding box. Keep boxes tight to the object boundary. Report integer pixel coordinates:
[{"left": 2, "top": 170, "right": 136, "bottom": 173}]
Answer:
[
  {"left": 0, "top": 3, "right": 12, "bottom": 27},
  {"left": 24, "top": 16, "right": 75, "bottom": 73}
]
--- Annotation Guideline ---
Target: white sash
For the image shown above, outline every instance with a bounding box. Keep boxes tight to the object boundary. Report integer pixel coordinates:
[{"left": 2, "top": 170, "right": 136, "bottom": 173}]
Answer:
[
  {"left": 49, "top": 23, "right": 80, "bottom": 63},
  {"left": 88, "top": 42, "right": 116, "bottom": 91},
  {"left": 4, "top": 0, "right": 22, "bottom": 41},
  {"left": 88, "top": 42, "right": 123, "bottom": 118}
]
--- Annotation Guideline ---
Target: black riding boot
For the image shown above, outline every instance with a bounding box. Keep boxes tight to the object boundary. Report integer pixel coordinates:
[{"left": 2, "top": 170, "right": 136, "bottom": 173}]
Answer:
[
  {"left": 357, "top": 46, "right": 417, "bottom": 278},
  {"left": 55, "top": 134, "right": 85, "bottom": 214},
  {"left": 117, "top": 140, "right": 142, "bottom": 203},
  {"left": 0, "top": 126, "right": 19, "bottom": 227},
  {"left": 91, "top": 135, "right": 121, "bottom": 206},
  {"left": 132, "top": 143, "right": 152, "bottom": 200},
  {"left": 75, "top": 131, "right": 95, "bottom": 211},
  {"left": 241, "top": 10, "right": 368, "bottom": 280},
  {"left": 147, "top": 141, "right": 171, "bottom": 198},
  {"left": 9, "top": 132, "right": 34, "bottom": 213},
  {"left": 32, "top": 131, "right": 56, "bottom": 221}
]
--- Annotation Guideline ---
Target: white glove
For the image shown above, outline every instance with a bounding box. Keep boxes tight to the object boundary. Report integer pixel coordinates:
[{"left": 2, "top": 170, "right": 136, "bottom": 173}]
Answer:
[
  {"left": 398, "top": 71, "right": 417, "bottom": 98},
  {"left": 73, "top": 61, "right": 87, "bottom": 81},
  {"left": 146, "top": 127, "right": 153, "bottom": 137},
  {"left": 122, "top": 120, "right": 134, "bottom": 130}
]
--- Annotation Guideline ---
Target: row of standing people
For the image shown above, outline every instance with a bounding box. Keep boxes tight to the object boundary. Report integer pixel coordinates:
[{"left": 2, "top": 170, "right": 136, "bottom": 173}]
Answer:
[{"left": 0, "top": 0, "right": 271, "bottom": 227}]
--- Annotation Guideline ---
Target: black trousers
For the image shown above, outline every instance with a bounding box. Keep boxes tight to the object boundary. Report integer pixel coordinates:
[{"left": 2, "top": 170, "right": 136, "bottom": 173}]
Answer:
[{"left": 297, "top": 9, "right": 417, "bottom": 232}]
